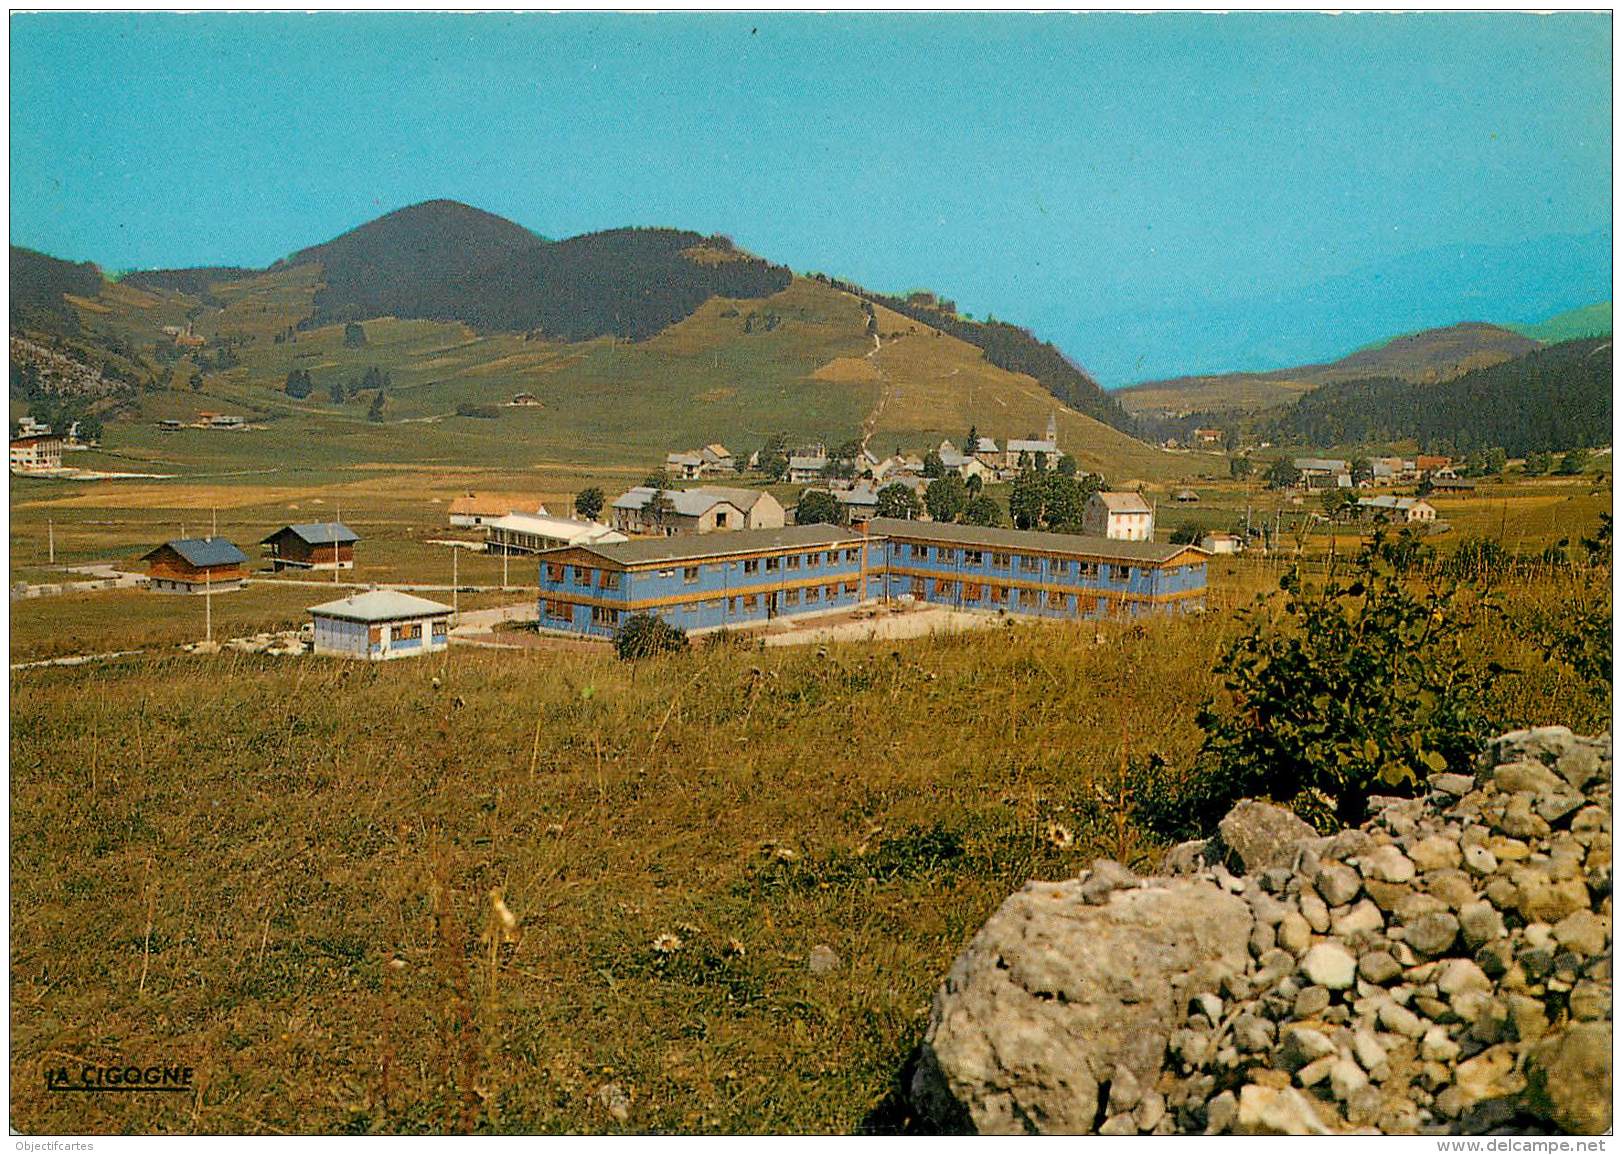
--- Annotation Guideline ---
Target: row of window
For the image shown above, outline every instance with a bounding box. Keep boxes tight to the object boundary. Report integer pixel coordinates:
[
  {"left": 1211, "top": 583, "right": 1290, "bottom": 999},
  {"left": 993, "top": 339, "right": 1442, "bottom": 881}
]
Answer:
[
  {"left": 896, "top": 542, "right": 1134, "bottom": 579},
  {"left": 545, "top": 581, "right": 869, "bottom": 628},
  {"left": 907, "top": 577, "right": 1103, "bottom": 614},
  {"left": 546, "top": 549, "right": 867, "bottom": 591}
]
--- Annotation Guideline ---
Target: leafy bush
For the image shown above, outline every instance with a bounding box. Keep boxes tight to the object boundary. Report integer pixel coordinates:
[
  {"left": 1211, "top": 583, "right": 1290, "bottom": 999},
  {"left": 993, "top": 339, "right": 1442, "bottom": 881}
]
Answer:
[
  {"left": 1189, "top": 533, "right": 1489, "bottom": 827},
  {"left": 613, "top": 612, "right": 688, "bottom": 661}
]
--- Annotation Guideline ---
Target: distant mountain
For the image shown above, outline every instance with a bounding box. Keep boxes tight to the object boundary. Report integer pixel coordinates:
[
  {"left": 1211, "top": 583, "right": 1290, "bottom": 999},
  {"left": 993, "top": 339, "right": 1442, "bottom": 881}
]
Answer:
[
  {"left": 1510, "top": 301, "right": 1611, "bottom": 344},
  {"left": 1086, "top": 230, "right": 1610, "bottom": 385},
  {"left": 1119, "top": 321, "right": 1540, "bottom": 418},
  {"left": 10, "top": 245, "right": 103, "bottom": 334},
  {"left": 120, "top": 266, "right": 259, "bottom": 305},
  {"left": 1266, "top": 338, "right": 1612, "bottom": 457}
]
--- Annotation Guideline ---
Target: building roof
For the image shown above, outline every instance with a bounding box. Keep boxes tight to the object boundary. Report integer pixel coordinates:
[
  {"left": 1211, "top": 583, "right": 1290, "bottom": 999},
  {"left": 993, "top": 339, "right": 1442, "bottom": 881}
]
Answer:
[
  {"left": 1359, "top": 495, "right": 1432, "bottom": 510},
  {"left": 308, "top": 590, "right": 453, "bottom": 622},
  {"left": 261, "top": 522, "right": 360, "bottom": 547},
  {"left": 550, "top": 524, "right": 865, "bottom": 569},
  {"left": 144, "top": 537, "right": 249, "bottom": 567},
  {"left": 612, "top": 486, "right": 748, "bottom": 518},
  {"left": 666, "top": 452, "right": 703, "bottom": 466},
  {"left": 449, "top": 493, "right": 546, "bottom": 518},
  {"left": 695, "top": 486, "right": 774, "bottom": 512},
  {"left": 702, "top": 443, "right": 732, "bottom": 458},
  {"left": 1007, "top": 439, "right": 1059, "bottom": 455},
  {"left": 867, "top": 518, "right": 1202, "bottom": 563},
  {"left": 788, "top": 455, "right": 827, "bottom": 471},
  {"left": 939, "top": 451, "right": 978, "bottom": 469},
  {"left": 834, "top": 485, "right": 880, "bottom": 507},
  {"left": 1091, "top": 491, "right": 1154, "bottom": 515},
  {"left": 1294, "top": 457, "right": 1349, "bottom": 473},
  {"left": 10, "top": 435, "right": 60, "bottom": 447},
  {"left": 973, "top": 437, "right": 1000, "bottom": 453},
  {"left": 486, "top": 512, "right": 626, "bottom": 543}
]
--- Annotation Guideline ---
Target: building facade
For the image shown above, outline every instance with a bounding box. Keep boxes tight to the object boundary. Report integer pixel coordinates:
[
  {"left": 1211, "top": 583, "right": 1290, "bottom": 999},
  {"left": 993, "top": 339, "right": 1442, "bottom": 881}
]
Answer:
[
  {"left": 1083, "top": 491, "right": 1156, "bottom": 541},
  {"left": 260, "top": 522, "right": 360, "bottom": 571},
  {"left": 10, "top": 435, "right": 63, "bottom": 472},
  {"left": 535, "top": 520, "right": 1208, "bottom": 638},
  {"left": 308, "top": 590, "right": 452, "bottom": 660},
  {"left": 611, "top": 486, "right": 783, "bottom": 535},
  {"left": 484, "top": 512, "right": 627, "bottom": 554},
  {"left": 141, "top": 538, "right": 249, "bottom": 593}
]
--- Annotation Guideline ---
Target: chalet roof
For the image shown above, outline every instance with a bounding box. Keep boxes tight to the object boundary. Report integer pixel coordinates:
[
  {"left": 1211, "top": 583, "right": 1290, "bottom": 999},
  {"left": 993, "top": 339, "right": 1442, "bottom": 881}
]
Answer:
[
  {"left": 702, "top": 443, "right": 732, "bottom": 458},
  {"left": 548, "top": 524, "right": 865, "bottom": 569},
  {"left": 696, "top": 486, "right": 774, "bottom": 512},
  {"left": 612, "top": 486, "right": 748, "bottom": 517},
  {"left": 973, "top": 437, "right": 999, "bottom": 453},
  {"left": 1293, "top": 457, "right": 1349, "bottom": 473},
  {"left": 1092, "top": 491, "right": 1154, "bottom": 515},
  {"left": 788, "top": 455, "right": 827, "bottom": 471},
  {"left": 867, "top": 518, "right": 1200, "bottom": 564},
  {"left": 449, "top": 494, "right": 546, "bottom": 517},
  {"left": 666, "top": 452, "right": 703, "bottom": 466},
  {"left": 1358, "top": 495, "right": 1432, "bottom": 510},
  {"left": 261, "top": 522, "right": 360, "bottom": 546},
  {"left": 308, "top": 590, "right": 453, "bottom": 623},
  {"left": 486, "top": 512, "right": 626, "bottom": 543},
  {"left": 144, "top": 537, "right": 248, "bottom": 567}
]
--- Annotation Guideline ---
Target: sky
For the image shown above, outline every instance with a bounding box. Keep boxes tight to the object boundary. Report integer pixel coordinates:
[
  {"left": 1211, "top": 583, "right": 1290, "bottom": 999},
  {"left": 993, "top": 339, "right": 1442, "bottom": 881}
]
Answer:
[{"left": 9, "top": 11, "right": 1613, "bottom": 384}]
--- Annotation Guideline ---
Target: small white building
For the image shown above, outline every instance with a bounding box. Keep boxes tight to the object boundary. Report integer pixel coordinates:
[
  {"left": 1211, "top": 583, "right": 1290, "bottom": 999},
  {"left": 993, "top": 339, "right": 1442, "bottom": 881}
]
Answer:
[
  {"left": 309, "top": 590, "right": 453, "bottom": 661},
  {"left": 1083, "top": 491, "right": 1156, "bottom": 541},
  {"left": 1200, "top": 531, "right": 1244, "bottom": 555},
  {"left": 1357, "top": 496, "right": 1437, "bottom": 523},
  {"left": 485, "top": 512, "right": 627, "bottom": 555},
  {"left": 449, "top": 494, "right": 548, "bottom": 528}
]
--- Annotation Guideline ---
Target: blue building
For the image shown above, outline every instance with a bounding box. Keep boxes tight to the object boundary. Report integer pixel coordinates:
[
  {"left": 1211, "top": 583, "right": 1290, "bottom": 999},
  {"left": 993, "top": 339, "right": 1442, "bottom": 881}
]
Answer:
[
  {"left": 867, "top": 518, "right": 1207, "bottom": 620},
  {"left": 536, "top": 525, "right": 883, "bottom": 638},
  {"left": 536, "top": 519, "right": 1208, "bottom": 638}
]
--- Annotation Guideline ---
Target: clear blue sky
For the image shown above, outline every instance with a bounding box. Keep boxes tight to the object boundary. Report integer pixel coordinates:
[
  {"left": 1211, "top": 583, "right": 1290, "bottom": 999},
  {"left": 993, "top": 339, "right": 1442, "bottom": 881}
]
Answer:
[{"left": 10, "top": 12, "right": 1612, "bottom": 383}]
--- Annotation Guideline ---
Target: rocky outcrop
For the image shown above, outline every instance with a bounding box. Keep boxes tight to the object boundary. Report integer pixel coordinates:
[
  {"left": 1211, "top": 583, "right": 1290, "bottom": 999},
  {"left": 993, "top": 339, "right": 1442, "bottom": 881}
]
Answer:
[{"left": 912, "top": 727, "right": 1612, "bottom": 1135}]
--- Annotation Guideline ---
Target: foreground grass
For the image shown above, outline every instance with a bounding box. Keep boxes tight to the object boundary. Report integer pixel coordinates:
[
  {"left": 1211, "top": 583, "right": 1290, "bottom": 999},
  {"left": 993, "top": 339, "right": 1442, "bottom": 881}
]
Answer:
[{"left": 10, "top": 566, "right": 1607, "bottom": 1134}]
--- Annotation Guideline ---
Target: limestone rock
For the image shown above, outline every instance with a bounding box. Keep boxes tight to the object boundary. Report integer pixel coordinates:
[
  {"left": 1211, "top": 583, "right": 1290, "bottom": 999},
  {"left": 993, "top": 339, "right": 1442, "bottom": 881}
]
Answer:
[
  {"left": 1219, "top": 800, "right": 1317, "bottom": 874},
  {"left": 1233, "top": 1084, "right": 1334, "bottom": 1135},
  {"left": 1523, "top": 1022, "right": 1612, "bottom": 1134}
]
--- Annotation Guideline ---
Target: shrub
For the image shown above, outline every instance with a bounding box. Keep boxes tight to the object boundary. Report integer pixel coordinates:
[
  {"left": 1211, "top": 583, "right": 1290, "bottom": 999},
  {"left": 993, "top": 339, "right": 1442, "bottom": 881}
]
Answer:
[
  {"left": 1189, "top": 533, "right": 1489, "bottom": 828},
  {"left": 613, "top": 612, "right": 688, "bottom": 661}
]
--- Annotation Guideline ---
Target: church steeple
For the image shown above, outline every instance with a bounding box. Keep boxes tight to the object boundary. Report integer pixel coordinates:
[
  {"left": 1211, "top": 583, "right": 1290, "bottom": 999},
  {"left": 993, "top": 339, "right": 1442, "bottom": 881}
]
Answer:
[{"left": 1046, "top": 412, "right": 1058, "bottom": 444}]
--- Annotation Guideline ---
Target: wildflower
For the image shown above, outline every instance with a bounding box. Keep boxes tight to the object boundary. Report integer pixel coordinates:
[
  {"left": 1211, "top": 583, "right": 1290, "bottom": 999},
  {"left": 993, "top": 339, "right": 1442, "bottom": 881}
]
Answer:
[
  {"left": 724, "top": 938, "right": 746, "bottom": 958},
  {"left": 1044, "top": 821, "right": 1075, "bottom": 850},
  {"left": 484, "top": 887, "right": 521, "bottom": 945},
  {"left": 773, "top": 846, "right": 799, "bottom": 863},
  {"left": 676, "top": 922, "right": 701, "bottom": 937},
  {"left": 651, "top": 932, "right": 684, "bottom": 954}
]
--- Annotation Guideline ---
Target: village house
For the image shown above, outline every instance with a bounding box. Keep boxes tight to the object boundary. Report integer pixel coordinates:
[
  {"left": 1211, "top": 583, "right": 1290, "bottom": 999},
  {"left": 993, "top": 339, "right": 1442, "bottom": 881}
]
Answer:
[
  {"left": 1357, "top": 495, "right": 1438, "bottom": 523},
  {"left": 937, "top": 447, "right": 990, "bottom": 483},
  {"left": 448, "top": 494, "right": 547, "bottom": 528},
  {"left": 1416, "top": 454, "right": 1453, "bottom": 473},
  {"left": 1173, "top": 488, "right": 1200, "bottom": 503},
  {"left": 509, "top": 392, "right": 541, "bottom": 406},
  {"left": 10, "top": 434, "right": 63, "bottom": 473},
  {"left": 259, "top": 522, "right": 360, "bottom": 571},
  {"left": 533, "top": 520, "right": 1209, "bottom": 639},
  {"left": 699, "top": 443, "right": 735, "bottom": 473},
  {"left": 141, "top": 537, "right": 249, "bottom": 594},
  {"left": 1200, "top": 531, "right": 1244, "bottom": 555},
  {"left": 611, "top": 485, "right": 783, "bottom": 535},
  {"left": 484, "top": 512, "right": 627, "bottom": 554},
  {"left": 308, "top": 590, "right": 452, "bottom": 661},
  {"left": 1294, "top": 457, "right": 1352, "bottom": 490},
  {"left": 1192, "top": 428, "right": 1224, "bottom": 445},
  {"left": 787, "top": 454, "right": 829, "bottom": 484},
  {"left": 1083, "top": 491, "right": 1156, "bottom": 541},
  {"left": 16, "top": 416, "right": 51, "bottom": 437},
  {"left": 208, "top": 414, "right": 246, "bottom": 429},
  {"left": 665, "top": 451, "right": 704, "bottom": 480}
]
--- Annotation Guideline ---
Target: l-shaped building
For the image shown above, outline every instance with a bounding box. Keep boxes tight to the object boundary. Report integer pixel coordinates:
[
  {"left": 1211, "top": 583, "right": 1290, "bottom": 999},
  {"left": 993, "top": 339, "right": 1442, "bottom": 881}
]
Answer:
[{"left": 534, "top": 517, "right": 1208, "bottom": 639}]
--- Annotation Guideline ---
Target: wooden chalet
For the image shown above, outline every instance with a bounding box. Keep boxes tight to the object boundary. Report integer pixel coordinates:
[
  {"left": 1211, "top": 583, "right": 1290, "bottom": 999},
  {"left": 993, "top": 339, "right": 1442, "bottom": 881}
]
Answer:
[
  {"left": 260, "top": 522, "right": 360, "bottom": 571},
  {"left": 142, "top": 537, "right": 249, "bottom": 594}
]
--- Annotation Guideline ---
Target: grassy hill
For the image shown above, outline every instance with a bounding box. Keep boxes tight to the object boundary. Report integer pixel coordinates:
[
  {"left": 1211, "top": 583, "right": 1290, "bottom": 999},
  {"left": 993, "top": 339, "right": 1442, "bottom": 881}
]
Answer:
[
  {"left": 1119, "top": 322, "right": 1540, "bottom": 417},
  {"left": 1510, "top": 301, "right": 1611, "bottom": 344}
]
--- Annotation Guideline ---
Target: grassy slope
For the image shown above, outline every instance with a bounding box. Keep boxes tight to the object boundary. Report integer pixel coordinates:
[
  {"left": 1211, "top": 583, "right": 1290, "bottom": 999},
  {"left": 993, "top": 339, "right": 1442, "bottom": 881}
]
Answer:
[{"left": 1509, "top": 301, "right": 1611, "bottom": 344}]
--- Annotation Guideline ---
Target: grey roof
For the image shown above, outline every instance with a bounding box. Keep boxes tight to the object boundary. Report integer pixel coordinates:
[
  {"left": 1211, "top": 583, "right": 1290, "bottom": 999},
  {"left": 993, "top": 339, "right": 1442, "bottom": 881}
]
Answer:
[
  {"left": 546, "top": 524, "right": 865, "bottom": 569},
  {"left": 698, "top": 485, "right": 772, "bottom": 512},
  {"left": 145, "top": 537, "right": 248, "bottom": 567},
  {"left": 612, "top": 486, "right": 747, "bottom": 517},
  {"left": 308, "top": 590, "right": 453, "bottom": 622},
  {"left": 973, "top": 437, "right": 999, "bottom": 452},
  {"left": 1294, "top": 457, "right": 1349, "bottom": 473},
  {"left": 867, "top": 518, "right": 1201, "bottom": 563},
  {"left": 1007, "top": 439, "right": 1059, "bottom": 454},
  {"left": 788, "top": 455, "right": 827, "bottom": 471},
  {"left": 262, "top": 522, "right": 360, "bottom": 546},
  {"left": 1092, "top": 491, "right": 1154, "bottom": 515}
]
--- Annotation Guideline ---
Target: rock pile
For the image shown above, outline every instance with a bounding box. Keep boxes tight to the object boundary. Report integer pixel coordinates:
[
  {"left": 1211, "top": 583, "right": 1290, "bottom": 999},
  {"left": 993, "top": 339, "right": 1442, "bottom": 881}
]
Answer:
[{"left": 912, "top": 727, "right": 1612, "bottom": 1135}]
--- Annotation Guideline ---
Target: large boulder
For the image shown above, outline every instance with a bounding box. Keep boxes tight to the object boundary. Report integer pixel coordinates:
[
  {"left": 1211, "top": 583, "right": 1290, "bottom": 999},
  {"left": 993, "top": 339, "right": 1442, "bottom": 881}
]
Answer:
[
  {"left": 910, "top": 872, "right": 1252, "bottom": 1134},
  {"left": 1217, "top": 799, "right": 1319, "bottom": 874},
  {"left": 1522, "top": 1022, "right": 1613, "bottom": 1134}
]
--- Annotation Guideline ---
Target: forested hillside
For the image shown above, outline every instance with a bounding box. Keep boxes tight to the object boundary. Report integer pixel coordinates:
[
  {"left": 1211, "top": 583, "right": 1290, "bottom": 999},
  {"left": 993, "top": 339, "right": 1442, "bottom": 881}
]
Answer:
[
  {"left": 10, "top": 246, "right": 103, "bottom": 334},
  {"left": 1267, "top": 338, "right": 1612, "bottom": 455}
]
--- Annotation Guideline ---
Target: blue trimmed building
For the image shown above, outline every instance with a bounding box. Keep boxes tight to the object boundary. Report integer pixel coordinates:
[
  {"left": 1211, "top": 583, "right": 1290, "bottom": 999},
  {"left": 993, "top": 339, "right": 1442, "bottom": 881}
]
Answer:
[{"left": 536, "top": 519, "right": 1207, "bottom": 638}]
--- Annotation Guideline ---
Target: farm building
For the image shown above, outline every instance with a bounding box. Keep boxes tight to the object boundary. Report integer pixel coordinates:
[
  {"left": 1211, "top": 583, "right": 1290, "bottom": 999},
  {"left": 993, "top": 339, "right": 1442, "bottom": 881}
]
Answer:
[
  {"left": 665, "top": 452, "right": 704, "bottom": 479},
  {"left": 611, "top": 486, "right": 784, "bottom": 535},
  {"left": 1200, "top": 532, "right": 1244, "bottom": 555},
  {"left": 1083, "top": 491, "right": 1156, "bottom": 541},
  {"left": 537, "top": 525, "right": 878, "bottom": 638},
  {"left": 141, "top": 537, "right": 249, "bottom": 594},
  {"left": 1429, "top": 477, "right": 1476, "bottom": 493},
  {"left": 1357, "top": 496, "right": 1438, "bottom": 523},
  {"left": 259, "top": 522, "right": 360, "bottom": 571},
  {"left": 10, "top": 435, "right": 63, "bottom": 473},
  {"left": 787, "top": 455, "right": 829, "bottom": 484},
  {"left": 869, "top": 518, "right": 1207, "bottom": 619},
  {"left": 1173, "top": 488, "right": 1200, "bottom": 503},
  {"left": 308, "top": 590, "right": 452, "bottom": 660},
  {"left": 485, "top": 512, "right": 627, "bottom": 554},
  {"left": 534, "top": 520, "right": 1209, "bottom": 638},
  {"left": 449, "top": 494, "right": 547, "bottom": 528}
]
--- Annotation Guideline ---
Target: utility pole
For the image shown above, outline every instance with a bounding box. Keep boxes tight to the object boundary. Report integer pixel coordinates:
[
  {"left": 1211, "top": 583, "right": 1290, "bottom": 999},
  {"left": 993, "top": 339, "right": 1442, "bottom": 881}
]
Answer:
[
  {"left": 502, "top": 541, "right": 509, "bottom": 589},
  {"left": 205, "top": 568, "right": 213, "bottom": 644},
  {"left": 47, "top": 518, "right": 54, "bottom": 566},
  {"left": 211, "top": 506, "right": 217, "bottom": 538},
  {"left": 452, "top": 546, "right": 459, "bottom": 617}
]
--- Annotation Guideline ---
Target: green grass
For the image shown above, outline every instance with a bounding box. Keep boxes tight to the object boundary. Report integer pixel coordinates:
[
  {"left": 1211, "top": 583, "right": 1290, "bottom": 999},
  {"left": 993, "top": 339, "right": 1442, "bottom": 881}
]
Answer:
[{"left": 1509, "top": 301, "right": 1611, "bottom": 344}]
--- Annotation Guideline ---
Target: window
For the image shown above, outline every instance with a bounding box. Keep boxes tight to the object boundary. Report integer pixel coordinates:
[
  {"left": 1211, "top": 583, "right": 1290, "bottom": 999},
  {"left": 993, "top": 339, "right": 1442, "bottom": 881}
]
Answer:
[
  {"left": 987, "top": 585, "right": 1006, "bottom": 605},
  {"left": 932, "top": 579, "right": 956, "bottom": 598},
  {"left": 963, "top": 582, "right": 982, "bottom": 601},
  {"left": 1019, "top": 589, "right": 1040, "bottom": 608},
  {"left": 806, "top": 552, "right": 820, "bottom": 568},
  {"left": 765, "top": 556, "right": 780, "bottom": 572},
  {"left": 705, "top": 599, "right": 724, "bottom": 612},
  {"left": 785, "top": 554, "right": 799, "bottom": 570},
  {"left": 546, "top": 563, "right": 565, "bottom": 583},
  {"left": 1051, "top": 559, "right": 1072, "bottom": 576},
  {"left": 843, "top": 580, "right": 857, "bottom": 595},
  {"left": 600, "top": 571, "right": 620, "bottom": 590},
  {"left": 1047, "top": 591, "right": 1068, "bottom": 610},
  {"left": 545, "top": 600, "right": 571, "bottom": 621},
  {"left": 825, "top": 584, "right": 839, "bottom": 600},
  {"left": 1019, "top": 555, "right": 1042, "bottom": 573},
  {"left": 938, "top": 548, "right": 957, "bottom": 564},
  {"left": 744, "top": 559, "right": 760, "bottom": 575},
  {"left": 715, "top": 511, "right": 729, "bottom": 528},
  {"left": 392, "top": 622, "right": 423, "bottom": 642},
  {"left": 657, "top": 568, "right": 674, "bottom": 579},
  {"left": 845, "top": 548, "right": 860, "bottom": 563},
  {"left": 1078, "top": 562, "right": 1099, "bottom": 580},
  {"left": 591, "top": 606, "right": 619, "bottom": 627},
  {"left": 965, "top": 549, "right": 983, "bottom": 565},
  {"left": 992, "top": 552, "right": 1011, "bottom": 568},
  {"left": 783, "top": 588, "right": 801, "bottom": 606},
  {"left": 805, "top": 585, "right": 820, "bottom": 603},
  {"left": 744, "top": 594, "right": 758, "bottom": 610},
  {"left": 684, "top": 566, "right": 700, "bottom": 584},
  {"left": 431, "top": 618, "right": 448, "bottom": 638},
  {"left": 1108, "top": 565, "right": 1131, "bottom": 585},
  {"left": 911, "top": 577, "right": 926, "bottom": 597},
  {"left": 573, "top": 567, "right": 593, "bottom": 588}
]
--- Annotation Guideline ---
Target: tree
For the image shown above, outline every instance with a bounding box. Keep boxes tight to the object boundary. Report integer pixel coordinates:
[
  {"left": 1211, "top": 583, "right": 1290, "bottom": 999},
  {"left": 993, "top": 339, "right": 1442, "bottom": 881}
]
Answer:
[
  {"left": 1056, "top": 455, "right": 1078, "bottom": 478},
  {"left": 74, "top": 415, "right": 104, "bottom": 444},
  {"left": 614, "top": 612, "right": 688, "bottom": 661},
  {"left": 1229, "top": 456, "right": 1254, "bottom": 481},
  {"left": 1522, "top": 451, "right": 1553, "bottom": 477},
  {"left": 343, "top": 322, "right": 367, "bottom": 348},
  {"left": 757, "top": 432, "right": 790, "bottom": 482},
  {"left": 574, "top": 487, "right": 606, "bottom": 521},
  {"left": 367, "top": 390, "right": 386, "bottom": 422},
  {"left": 1484, "top": 446, "right": 1508, "bottom": 476},
  {"left": 642, "top": 469, "right": 670, "bottom": 489},
  {"left": 328, "top": 379, "right": 345, "bottom": 404},
  {"left": 648, "top": 487, "right": 677, "bottom": 532},
  {"left": 965, "top": 424, "right": 979, "bottom": 457},
  {"left": 875, "top": 482, "right": 922, "bottom": 520},
  {"left": 1350, "top": 458, "right": 1373, "bottom": 487},
  {"left": 963, "top": 494, "right": 1004, "bottom": 527},
  {"left": 284, "top": 368, "right": 313, "bottom": 399},
  {"left": 1557, "top": 447, "right": 1591, "bottom": 476},
  {"left": 966, "top": 472, "right": 984, "bottom": 497},
  {"left": 924, "top": 473, "right": 968, "bottom": 523},
  {"left": 921, "top": 449, "right": 945, "bottom": 479},
  {"left": 189, "top": 370, "right": 203, "bottom": 392},
  {"left": 1265, "top": 459, "right": 1302, "bottom": 490},
  {"left": 796, "top": 489, "right": 843, "bottom": 526},
  {"left": 1170, "top": 523, "right": 1202, "bottom": 545}
]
